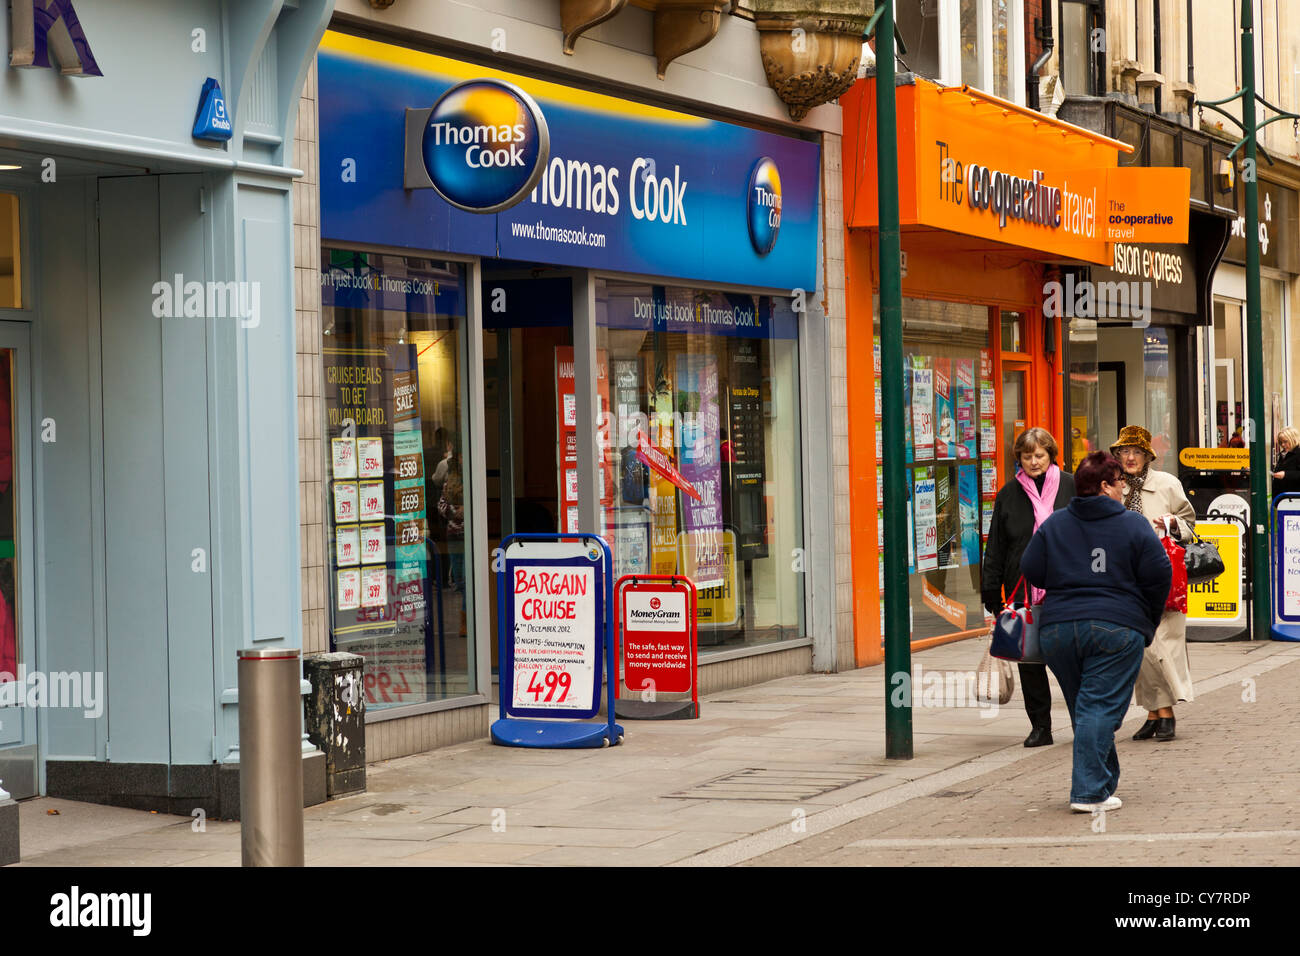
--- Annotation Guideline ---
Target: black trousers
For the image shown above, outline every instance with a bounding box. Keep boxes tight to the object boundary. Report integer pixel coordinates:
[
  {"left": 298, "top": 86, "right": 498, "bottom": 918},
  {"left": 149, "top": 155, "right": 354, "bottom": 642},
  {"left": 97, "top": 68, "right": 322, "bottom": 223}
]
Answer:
[{"left": 1019, "top": 661, "right": 1052, "bottom": 729}]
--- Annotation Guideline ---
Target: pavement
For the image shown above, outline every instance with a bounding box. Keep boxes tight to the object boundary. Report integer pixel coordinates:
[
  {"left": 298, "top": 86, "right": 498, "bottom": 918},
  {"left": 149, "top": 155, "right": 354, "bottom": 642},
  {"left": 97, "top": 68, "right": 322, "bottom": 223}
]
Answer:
[{"left": 7, "top": 636, "right": 1300, "bottom": 867}]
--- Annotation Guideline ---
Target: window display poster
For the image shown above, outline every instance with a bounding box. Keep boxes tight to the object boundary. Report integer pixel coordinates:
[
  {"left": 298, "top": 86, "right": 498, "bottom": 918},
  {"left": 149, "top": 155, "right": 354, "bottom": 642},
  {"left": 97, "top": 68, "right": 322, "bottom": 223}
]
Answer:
[
  {"left": 875, "top": 422, "right": 883, "bottom": 463},
  {"left": 337, "top": 525, "right": 360, "bottom": 567},
  {"left": 650, "top": 382, "right": 679, "bottom": 575},
  {"left": 914, "top": 469, "right": 938, "bottom": 571},
  {"left": 956, "top": 359, "right": 977, "bottom": 459},
  {"left": 958, "top": 464, "right": 980, "bottom": 566},
  {"left": 677, "top": 354, "right": 725, "bottom": 587},
  {"left": 356, "top": 437, "right": 384, "bottom": 479},
  {"left": 337, "top": 568, "right": 361, "bottom": 611},
  {"left": 333, "top": 481, "right": 358, "bottom": 524},
  {"left": 982, "top": 499, "right": 994, "bottom": 539},
  {"left": 726, "top": 337, "right": 768, "bottom": 561},
  {"left": 556, "top": 347, "right": 613, "bottom": 533},
  {"left": 903, "top": 359, "right": 914, "bottom": 464},
  {"left": 934, "top": 358, "right": 955, "bottom": 459},
  {"left": 981, "top": 460, "right": 999, "bottom": 497},
  {"left": 332, "top": 437, "right": 357, "bottom": 479},
  {"left": 911, "top": 359, "right": 934, "bottom": 462},
  {"left": 361, "top": 565, "right": 387, "bottom": 608},
  {"left": 907, "top": 478, "right": 915, "bottom": 572},
  {"left": 980, "top": 420, "right": 997, "bottom": 456},
  {"left": 873, "top": 334, "right": 881, "bottom": 376},
  {"left": 936, "top": 466, "right": 958, "bottom": 568},
  {"left": 876, "top": 465, "right": 884, "bottom": 507},
  {"left": 392, "top": 427, "right": 428, "bottom": 569},
  {"left": 358, "top": 480, "right": 385, "bottom": 521}
]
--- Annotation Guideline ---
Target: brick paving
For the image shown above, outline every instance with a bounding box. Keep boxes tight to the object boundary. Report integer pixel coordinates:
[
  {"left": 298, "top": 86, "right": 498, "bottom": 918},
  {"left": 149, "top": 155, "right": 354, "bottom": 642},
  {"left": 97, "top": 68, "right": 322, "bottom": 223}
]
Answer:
[{"left": 8, "top": 638, "right": 1299, "bottom": 867}]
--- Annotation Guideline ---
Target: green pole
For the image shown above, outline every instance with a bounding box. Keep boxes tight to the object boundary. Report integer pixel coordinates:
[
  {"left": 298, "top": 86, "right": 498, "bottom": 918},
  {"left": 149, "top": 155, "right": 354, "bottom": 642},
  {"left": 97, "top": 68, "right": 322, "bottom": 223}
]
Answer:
[
  {"left": 876, "top": 0, "right": 912, "bottom": 759},
  {"left": 1240, "top": 0, "right": 1271, "bottom": 639}
]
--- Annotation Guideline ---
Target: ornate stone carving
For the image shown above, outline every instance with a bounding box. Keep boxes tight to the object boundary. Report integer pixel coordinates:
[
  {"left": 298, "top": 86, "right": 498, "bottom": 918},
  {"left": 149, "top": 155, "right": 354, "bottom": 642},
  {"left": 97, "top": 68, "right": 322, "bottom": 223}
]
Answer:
[
  {"left": 562, "top": 0, "right": 628, "bottom": 54},
  {"left": 651, "top": 2, "right": 726, "bottom": 79},
  {"left": 753, "top": 2, "right": 872, "bottom": 121}
]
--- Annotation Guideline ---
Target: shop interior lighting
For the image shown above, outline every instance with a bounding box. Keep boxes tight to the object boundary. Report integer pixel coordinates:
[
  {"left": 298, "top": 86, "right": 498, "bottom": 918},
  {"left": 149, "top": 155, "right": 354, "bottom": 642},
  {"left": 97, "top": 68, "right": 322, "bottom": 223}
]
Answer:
[{"left": 0, "top": 165, "right": 21, "bottom": 171}]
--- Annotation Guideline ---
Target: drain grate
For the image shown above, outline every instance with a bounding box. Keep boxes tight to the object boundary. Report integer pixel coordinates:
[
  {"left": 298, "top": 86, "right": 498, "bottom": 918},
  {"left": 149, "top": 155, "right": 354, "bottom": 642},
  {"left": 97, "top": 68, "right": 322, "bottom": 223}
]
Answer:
[{"left": 667, "top": 767, "right": 880, "bottom": 802}]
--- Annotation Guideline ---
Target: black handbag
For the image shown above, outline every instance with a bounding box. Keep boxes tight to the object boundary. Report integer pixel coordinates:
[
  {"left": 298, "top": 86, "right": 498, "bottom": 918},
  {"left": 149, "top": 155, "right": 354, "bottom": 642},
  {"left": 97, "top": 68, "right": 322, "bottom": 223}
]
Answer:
[{"left": 1182, "top": 529, "right": 1226, "bottom": 583}]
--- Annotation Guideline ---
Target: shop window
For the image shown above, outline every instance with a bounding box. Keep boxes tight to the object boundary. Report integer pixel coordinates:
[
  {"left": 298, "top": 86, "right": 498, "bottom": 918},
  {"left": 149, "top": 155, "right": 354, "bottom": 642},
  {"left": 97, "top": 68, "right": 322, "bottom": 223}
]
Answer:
[
  {"left": 1060, "top": 0, "right": 1104, "bottom": 97},
  {"left": 1149, "top": 126, "right": 1176, "bottom": 169},
  {"left": 1114, "top": 113, "right": 1145, "bottom": 166},
  {"left": 1000, "top": 310, "right": 1026, "bottom": 354},
  {"left": 320, "top": 248, "right": 474, "bottom": 710},
  {"left": 896, "top": 0, "right": 942, "bottom": 81},
  {"left": 896, "top": 298, "right": 994, "bottom": 643},
  {"left": 596, "top": 280, "right": 804, "bottom": 651},
  {"left": 0, "top": 193, "right": 19, "bottom": 309},
  {"left": 957, "top": 0, "right": 1021, "bottom": 103},
  {"left": 1181, "top": 135, "right": 1208, "bottom": 207}
]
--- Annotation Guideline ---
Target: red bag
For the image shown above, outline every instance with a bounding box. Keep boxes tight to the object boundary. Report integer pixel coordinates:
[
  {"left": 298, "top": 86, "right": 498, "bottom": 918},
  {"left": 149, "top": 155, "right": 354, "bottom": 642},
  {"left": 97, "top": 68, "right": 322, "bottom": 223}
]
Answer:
[{"left": 1162, "top": 523, "right": 1188, "bottom": 613}]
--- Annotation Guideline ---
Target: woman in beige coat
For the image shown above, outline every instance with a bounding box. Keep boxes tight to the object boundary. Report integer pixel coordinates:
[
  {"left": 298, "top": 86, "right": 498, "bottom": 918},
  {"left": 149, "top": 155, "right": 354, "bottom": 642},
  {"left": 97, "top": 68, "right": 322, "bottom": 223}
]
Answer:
[{"left": 1110, "top": 426, "right": 1196, "bottom": 741}]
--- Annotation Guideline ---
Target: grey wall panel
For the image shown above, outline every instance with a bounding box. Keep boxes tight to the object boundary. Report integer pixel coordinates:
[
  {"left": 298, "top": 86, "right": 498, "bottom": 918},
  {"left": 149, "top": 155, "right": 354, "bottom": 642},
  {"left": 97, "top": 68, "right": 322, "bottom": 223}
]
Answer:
[
  {"left": 36, "top": 180, "right": 103, "bottom": 759},
  {"left": 98, "top": 177, "right": 170, "bottom": 763},
  {"left": 239, "top": 191, "right": 300, "bottom": 646},
  {"left": 158, "top": 175, "right": 217, "bottom": 766}
]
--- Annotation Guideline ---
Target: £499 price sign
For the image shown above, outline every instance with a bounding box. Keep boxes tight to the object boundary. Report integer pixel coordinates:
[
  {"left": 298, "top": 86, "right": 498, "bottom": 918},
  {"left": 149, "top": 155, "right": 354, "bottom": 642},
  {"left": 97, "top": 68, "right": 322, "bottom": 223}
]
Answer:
[{"left": 510, "top": 565, "right": 596, "bottom": 711}]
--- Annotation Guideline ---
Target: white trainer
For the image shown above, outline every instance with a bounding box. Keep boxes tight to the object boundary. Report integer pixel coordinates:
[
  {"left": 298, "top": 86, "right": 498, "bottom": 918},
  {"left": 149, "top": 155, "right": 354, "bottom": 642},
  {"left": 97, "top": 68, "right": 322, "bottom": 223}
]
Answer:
[{"left": 1070, "top": 795, "right": 1122, "bottom": 813}]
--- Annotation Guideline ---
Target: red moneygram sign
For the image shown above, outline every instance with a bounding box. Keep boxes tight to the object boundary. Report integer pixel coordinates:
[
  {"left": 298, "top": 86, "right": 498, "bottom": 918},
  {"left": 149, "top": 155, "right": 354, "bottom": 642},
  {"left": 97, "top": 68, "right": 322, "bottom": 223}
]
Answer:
[
  {"left": 635, "top": 429, "right": 701, "bottom": 501},
  {"left": 621, "top": 582, "right": 693, "bottom": 694}
]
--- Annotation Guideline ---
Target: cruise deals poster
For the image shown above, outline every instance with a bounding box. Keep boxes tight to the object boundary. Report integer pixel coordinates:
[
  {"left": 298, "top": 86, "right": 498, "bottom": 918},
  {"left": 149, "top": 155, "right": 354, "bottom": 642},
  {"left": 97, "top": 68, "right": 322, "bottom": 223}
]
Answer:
[{"left": 510, "top": 564, "right": 597, "bottom": 711}]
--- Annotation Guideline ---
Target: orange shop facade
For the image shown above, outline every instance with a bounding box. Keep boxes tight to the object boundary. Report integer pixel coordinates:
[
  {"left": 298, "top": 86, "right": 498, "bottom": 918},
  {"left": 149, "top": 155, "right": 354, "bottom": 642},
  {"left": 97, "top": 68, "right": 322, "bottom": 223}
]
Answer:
[{"left": 841, "top": 76, "right": 1137, "bottom": 664}]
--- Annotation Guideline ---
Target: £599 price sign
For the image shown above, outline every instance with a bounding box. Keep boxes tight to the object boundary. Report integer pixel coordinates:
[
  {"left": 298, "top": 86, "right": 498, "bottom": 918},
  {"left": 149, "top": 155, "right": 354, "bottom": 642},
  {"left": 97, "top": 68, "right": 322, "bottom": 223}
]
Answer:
[{"left": 511, "top": 565, "right": 596, "bottom": 711}]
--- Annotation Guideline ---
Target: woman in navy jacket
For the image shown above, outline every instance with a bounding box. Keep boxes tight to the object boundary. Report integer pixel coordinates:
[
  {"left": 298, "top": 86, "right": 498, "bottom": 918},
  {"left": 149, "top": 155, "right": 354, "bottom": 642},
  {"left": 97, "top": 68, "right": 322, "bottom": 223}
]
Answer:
[{"left": 1021, "top": 451, "right": 1171, "bottom": 814}]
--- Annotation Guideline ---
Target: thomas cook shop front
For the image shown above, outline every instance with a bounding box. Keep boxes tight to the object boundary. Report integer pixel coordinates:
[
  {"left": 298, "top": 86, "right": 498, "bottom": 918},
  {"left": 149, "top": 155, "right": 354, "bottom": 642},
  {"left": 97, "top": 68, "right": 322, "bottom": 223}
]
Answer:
[
  {"left": 317, "top": 31, "right": 824, "bottom": 741},
  {"left": 841, "top": 75, "right": 1188, "bottom": 664}
]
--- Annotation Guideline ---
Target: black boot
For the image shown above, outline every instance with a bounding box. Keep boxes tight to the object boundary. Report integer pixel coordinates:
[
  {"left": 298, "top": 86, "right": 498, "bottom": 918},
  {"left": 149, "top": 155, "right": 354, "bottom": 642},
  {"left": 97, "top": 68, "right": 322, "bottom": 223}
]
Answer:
[
  {"left": 1132, "top": 719, "right": 1158, "bottom": 740},
  {"left": 1154, "top": 716, "right": 1176, "bottom": 741},
  {"left": 1023, "top": 726, "right": 1053, "bottom": 747}
]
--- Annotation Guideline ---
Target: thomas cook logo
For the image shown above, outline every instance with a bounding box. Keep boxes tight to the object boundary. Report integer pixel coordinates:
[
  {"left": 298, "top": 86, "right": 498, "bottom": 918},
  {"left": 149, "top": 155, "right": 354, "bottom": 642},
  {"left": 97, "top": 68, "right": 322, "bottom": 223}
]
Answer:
[
  {"left": 747, "top": 157, "right": 782, "bottom": 256},
  {"left": 418, "top": 79, "right": 549, "bottom": 214}
]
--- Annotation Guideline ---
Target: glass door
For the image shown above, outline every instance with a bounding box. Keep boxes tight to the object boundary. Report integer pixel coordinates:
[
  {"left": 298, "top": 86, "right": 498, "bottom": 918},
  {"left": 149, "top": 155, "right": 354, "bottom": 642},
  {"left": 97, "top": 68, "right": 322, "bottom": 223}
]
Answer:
[
  {"left": 1001, "top": 363, "right": 1030, "bottom": 479},
  {"left": 0, "top": 322, "right": 35, "bottom": 799}
]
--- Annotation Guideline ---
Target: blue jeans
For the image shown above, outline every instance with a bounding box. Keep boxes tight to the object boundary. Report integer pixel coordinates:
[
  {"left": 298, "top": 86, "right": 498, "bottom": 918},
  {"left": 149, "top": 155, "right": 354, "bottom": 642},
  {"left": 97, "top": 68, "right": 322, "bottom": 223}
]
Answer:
[{"left": 1039, "top": 620, "right": 1145, "bottom": 804}]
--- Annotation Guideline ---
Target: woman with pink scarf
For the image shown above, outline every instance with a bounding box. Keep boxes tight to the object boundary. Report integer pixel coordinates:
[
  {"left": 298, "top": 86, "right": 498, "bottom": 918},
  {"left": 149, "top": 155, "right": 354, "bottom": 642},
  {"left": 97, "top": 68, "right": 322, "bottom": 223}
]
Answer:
[{"left": 981, "top": 427, "right": 1074, "bottom": 747}]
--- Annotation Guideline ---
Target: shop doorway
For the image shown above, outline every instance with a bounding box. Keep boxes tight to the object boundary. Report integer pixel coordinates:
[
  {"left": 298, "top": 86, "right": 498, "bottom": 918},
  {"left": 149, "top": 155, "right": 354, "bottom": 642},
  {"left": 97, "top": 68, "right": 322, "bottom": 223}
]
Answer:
[
  {"left": 0, "top": 322, "right": 36, "bottom": 799},
  {"left": 1001, "top": 361, "right": 1031, "bottom": 479},
  {"left": 481, "top": 272, "right": 573, "bottom": 671}
]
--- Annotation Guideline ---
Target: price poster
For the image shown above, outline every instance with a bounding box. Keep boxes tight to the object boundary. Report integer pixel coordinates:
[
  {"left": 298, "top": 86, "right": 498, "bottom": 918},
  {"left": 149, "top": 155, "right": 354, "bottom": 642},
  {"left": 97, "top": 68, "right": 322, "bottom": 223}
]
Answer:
[
  {"left": 336, "top": 525, "right": 360, "bottom": 566},
  {"left": 358, "top": 480, "right": 385, "bottom": 521},
  {"left": 1278, "top": 513, "right": 1300, "bottom": 620},
  {"left": 556, "top": 347, "right": 612, "bottom": 534},
  {"left": 933, "top": 359, "right": 954, "bottom": 459},
  {"left": 360, "top": 523, "right": 386, "bottom": 565},
  {"left": 906, "top": 480, "right": 915, "bottom": 572},
  {"left": 331, "top": 438, "right": 357, "bottom": 479},
  {"left": 876, "top": 465, "right": 884, "bottom": 507},
  {"left": 914, "top": 470, "right": 938, "bottom": 571},
  {"left": 333, "top": 482, "right": 358, "bottom": 524},
  {"left": 911, "top": 361, "right": 934, "bottom": 461},
  {"left": 958, "top": 464, "right": 980, "bottom": 566},
  {"left": 361, "top": 566, "right": 387, "bottom": 608},
  {"left": 903, "top": 358, "right": 914, "bottom": 464},
  {"left": 956, "top": 359, "right": 977, "bottom": 458},
  {"left": 677, "top": 354, "right": 725, "bottom": 588},
  {"left": 508, "top": 561, "right": 598, "bottom": 713},
  {"left": 336, "top": 568, "right": 360, "bottom": 611},
  {"left": 356, "top": 437, "right": 384, "bottom": 479},
  {"left": 981, "top": 461, "right": 999, "bottom": 496},
  {"left": 392, "top": 427, "right": 428, "bottom": 570}
]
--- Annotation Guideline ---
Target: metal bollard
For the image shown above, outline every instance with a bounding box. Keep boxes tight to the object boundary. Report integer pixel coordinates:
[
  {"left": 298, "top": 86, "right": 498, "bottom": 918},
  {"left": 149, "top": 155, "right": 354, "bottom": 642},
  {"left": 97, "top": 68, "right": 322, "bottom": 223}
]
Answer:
[{"left": 238, "top": 647, "right": 305, "bottom": 866}]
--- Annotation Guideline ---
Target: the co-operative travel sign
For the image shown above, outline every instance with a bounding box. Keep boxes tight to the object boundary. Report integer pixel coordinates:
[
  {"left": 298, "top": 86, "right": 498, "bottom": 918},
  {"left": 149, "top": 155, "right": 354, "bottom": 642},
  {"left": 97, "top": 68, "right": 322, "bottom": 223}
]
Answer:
[{"left": 319, "top": 31, "right": 820, "bottom": 292}]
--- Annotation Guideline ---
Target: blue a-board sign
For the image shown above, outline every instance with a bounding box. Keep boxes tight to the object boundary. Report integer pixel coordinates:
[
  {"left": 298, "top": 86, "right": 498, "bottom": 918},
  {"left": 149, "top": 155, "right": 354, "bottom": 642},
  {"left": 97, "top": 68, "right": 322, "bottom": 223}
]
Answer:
[
  {"left": 493, "top": 534, "right": 624, "bottom": 747},
  {"left": 1271, "top": 494, "right": 1300, "bottom": 641},
  {"left": 318, "top": 31, "right": 820, "bottom": 293}
]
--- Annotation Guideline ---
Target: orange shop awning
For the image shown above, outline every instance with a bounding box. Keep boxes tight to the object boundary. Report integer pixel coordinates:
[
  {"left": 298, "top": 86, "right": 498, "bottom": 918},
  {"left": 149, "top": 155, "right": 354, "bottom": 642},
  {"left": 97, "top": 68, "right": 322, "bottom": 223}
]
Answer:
[{"left": 842, "top": 78, "right": 1189, "bottom": 265}]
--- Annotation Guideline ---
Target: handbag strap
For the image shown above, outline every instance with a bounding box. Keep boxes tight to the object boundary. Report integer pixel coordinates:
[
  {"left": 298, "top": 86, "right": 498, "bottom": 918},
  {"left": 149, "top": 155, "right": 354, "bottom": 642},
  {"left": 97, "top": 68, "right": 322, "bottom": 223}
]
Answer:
[{"left": 1005, "top": 575, "right": 1027, "bottom": 605}]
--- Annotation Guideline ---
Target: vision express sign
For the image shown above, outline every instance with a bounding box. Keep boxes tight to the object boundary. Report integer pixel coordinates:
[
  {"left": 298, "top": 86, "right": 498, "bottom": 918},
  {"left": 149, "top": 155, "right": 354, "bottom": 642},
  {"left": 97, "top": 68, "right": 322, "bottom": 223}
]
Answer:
[
  {"left": 1089, "top": 241, "right": 1197, "bottom": 315},
  {"left": 319, "top": 32, "right": 819, "bottom": 292}
]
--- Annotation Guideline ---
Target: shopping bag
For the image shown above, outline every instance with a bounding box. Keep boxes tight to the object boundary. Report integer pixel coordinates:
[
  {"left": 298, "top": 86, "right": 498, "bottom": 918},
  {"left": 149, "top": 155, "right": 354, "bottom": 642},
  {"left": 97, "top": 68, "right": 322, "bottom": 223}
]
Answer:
[
  {"left": 975, "top": 642, "right": 1015, "bottom": 705},
  {"left": 1161, "top": 518, "right": 1189, "bottom": 613},
  {"left": 989, "top": 576, "right": 1042, "bottom": 663}
]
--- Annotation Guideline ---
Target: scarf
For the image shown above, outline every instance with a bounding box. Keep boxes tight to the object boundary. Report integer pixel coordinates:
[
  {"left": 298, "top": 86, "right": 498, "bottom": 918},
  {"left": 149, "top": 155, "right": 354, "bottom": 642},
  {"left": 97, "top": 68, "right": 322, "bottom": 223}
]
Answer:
[
  {"left": 1123, "top": 465, "right": 1149, "bottom": 515},
  {"left": 1015, "top": 464, "right": 1060, "bottom": 604}
]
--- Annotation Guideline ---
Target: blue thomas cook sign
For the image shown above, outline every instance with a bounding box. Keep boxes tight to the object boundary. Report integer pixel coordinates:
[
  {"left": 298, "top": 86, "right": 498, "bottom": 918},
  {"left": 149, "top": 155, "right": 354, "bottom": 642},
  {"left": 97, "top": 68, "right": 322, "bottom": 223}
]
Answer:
[
  {"left": 747, "top": 157, "right": 782, "bottom": 256},
  {"left": 418, "top": 79, "right": 549, "bottom": 214}
]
